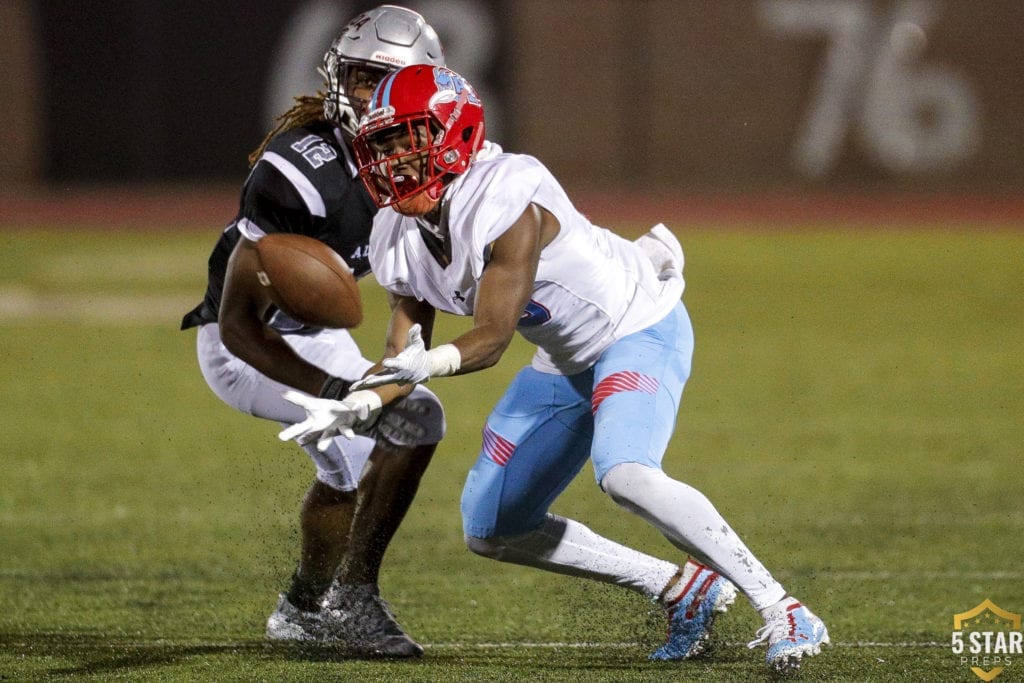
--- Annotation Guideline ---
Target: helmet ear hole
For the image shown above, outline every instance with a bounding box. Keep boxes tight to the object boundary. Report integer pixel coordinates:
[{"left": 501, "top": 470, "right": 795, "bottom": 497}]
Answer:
[{"left": 461, "top": 126, "right": 474, "bottom": 142}]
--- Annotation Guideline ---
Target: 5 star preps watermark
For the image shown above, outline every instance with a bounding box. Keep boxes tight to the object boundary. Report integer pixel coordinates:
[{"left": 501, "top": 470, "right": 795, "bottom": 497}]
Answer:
[{"left": 951, "top": 600, "right": 1023, "bottom": 681}]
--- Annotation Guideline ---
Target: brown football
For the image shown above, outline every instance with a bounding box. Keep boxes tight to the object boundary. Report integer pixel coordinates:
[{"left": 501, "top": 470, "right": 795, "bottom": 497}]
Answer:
[{"left": 254, "top": 233, "right": 362, "bottom": 328}]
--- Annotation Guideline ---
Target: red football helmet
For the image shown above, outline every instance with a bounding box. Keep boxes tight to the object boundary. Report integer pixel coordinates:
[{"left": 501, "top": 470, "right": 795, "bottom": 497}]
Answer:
[{"left": 353, "top": 65, "right": 485, "bottom": 215}]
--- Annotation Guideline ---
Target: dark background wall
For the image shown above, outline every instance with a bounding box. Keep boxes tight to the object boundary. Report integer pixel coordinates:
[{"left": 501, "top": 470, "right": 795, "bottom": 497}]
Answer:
[
  {"left": 511, "top": 0, "right": 1024, "bottom": 195},
  {"left": 34, "top": 1, "right": 298, "bottom": 181},
  {"left": 3, "top": 0, "right": 1022, "bottom": 197}
]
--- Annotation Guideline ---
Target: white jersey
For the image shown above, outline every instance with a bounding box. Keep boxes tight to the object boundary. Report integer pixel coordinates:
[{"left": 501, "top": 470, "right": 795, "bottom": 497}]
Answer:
[{"left": 369, "top": 153, "right": 685, "bottom": 375}]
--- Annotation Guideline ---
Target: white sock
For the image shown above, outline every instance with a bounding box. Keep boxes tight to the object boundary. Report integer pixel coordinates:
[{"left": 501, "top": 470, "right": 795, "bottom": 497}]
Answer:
[
  {"left": 465, "top": 513, "right": 679, "bottom": 601},
  {"left": 759, "top": 595, "right": 799, "bottom": 621},
  {"left": 658, "top": 558, "right": 712, "bottom": 607},
  {"left": 602, "top": 462, "right": 787, "bottom": 610}
]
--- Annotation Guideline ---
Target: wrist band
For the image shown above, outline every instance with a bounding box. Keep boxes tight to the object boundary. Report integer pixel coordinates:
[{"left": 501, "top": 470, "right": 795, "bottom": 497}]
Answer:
[{"left": 427, "top": 344, "right": 462, "bottom": 378}]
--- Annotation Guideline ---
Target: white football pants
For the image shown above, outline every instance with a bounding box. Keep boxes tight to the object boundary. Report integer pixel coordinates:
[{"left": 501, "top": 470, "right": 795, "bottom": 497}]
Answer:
[{"left": 198, "top": 322, "right": 408, "bottom": 492}]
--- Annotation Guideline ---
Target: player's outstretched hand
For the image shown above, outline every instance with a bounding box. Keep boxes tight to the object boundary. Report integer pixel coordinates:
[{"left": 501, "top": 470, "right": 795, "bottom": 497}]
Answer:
[
  {"left": 279, "top": 389, "right": 383, "bottom": 452},
  {"left": 351, "top": 324, "right": 432, "bottom": 390}
]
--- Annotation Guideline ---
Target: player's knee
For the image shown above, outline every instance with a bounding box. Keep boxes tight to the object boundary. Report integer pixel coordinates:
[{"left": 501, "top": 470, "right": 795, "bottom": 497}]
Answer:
[
  {"left": 465, "top": 516, "right": 565, "bottom": 564},
  {"left": 601, "top": 461, "right": 663, "bottom": 513},
  {"left": 464, "top": 531, "right": 539, "bottom": 562},
  {"left": 378, "top": 386, "right": 446, "bottom": 447},
  {"left": 465, "top": 533, "right": 506, "bottom": 560},
  {"left": 462, "top": 532, "right": 536, "bottom": 565},
  {"left": 464, "top": 516, "right": 554, "bottom": 561}
]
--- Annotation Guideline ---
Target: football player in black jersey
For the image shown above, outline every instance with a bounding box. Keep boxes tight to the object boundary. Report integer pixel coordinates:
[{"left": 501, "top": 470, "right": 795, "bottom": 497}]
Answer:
[{"left": 181, "top": 5, "right": 446, "bottom": 657}]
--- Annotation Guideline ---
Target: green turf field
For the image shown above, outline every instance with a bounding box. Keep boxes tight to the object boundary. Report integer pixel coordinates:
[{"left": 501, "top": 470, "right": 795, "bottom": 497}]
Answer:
[{"left": 1, "top": 225, "right": 1021, "bottom": 681}]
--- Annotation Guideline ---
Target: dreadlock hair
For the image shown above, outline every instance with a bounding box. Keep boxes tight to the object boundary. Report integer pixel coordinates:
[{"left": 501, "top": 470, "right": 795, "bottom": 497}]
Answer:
[{"left": 248, "top": 93, "right": 329, "bottom": 167}]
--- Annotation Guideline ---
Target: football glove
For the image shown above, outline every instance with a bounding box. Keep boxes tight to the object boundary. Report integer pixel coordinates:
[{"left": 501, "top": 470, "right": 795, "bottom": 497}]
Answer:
[
  {"left": 351, "top": 324, "right": 460, "bottom": 390},
  {"left": 278, "top": 389, "right": 382, "bottom": 452}
]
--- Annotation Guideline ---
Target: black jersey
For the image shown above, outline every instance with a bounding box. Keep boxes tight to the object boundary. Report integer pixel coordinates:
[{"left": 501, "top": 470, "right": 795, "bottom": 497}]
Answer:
[{"left": 181, "top": 122, "right": 377, "bottom": 331}]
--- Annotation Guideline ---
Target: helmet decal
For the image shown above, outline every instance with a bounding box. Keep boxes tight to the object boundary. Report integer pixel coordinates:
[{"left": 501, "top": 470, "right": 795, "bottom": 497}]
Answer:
[
  {"left": 346, "top": 12, "right": 372, "bottom": 34},
  {"left": 434, "top": 68, "right": 480, "bottom": 105},
  {"left": 370, "top": 69, "right": 401, "bottom": 111}
]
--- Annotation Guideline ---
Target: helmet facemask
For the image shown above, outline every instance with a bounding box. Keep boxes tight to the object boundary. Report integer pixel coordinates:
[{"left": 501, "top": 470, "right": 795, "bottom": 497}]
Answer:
[
  {"left": 322, "top": 53, "right": 391, "bottom": 139},
  {"left": 354, "top": 66, "right": 485, "bottom": 217},
  {"left": 356, "top": 117, "right": 448, "bottom": 216}
]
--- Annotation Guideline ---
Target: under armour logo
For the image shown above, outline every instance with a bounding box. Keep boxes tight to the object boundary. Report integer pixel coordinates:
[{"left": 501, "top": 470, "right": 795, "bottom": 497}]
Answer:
[{"left": 452, "top": 290, "right": 466, "bottom": 303}]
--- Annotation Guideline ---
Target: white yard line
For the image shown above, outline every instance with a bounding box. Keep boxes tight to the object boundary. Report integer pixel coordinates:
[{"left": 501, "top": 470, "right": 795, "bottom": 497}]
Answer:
[
  {"left": 811, "top": 570, "right": 1023, "bottom": 580},
  {"left": 0, "top": 287, "right": 195, "bottom": 323},
  {"left": 0, "top": 639, "right": 950, "bottom": 650},
  {"left": 1, "top": 567, "right": 1019, "bottom": 580},
  {"left": 422, "top": 641, "right": 949, "bottom": 649}
]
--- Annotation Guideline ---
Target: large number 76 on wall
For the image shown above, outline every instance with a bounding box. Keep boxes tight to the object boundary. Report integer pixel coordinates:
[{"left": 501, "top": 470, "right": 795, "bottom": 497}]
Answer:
[{"left": 760, "top": 0, "right": 979, "bottom": 177}]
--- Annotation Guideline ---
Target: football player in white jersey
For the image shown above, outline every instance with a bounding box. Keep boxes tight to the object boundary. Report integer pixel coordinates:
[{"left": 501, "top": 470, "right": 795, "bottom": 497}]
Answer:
[
  {"left": 182, "top": 7, "right": 449, "bottom": 657},
  {"left": 281, "top": 65, "right": 830, "bottom": 671}
]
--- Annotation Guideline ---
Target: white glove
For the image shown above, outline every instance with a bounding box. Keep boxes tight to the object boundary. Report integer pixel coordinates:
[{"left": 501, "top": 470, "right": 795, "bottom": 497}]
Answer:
[
  {"left": 351, "top": 324, "right": 461, "bottom": 390},
  {"left": 278, "top": 389, "right": 383, "bottom": 452}
]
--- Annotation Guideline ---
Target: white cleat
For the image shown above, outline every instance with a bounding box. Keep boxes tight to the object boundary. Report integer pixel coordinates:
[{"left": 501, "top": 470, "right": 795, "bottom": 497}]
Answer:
[{"left": 748, "top": 597, "right": 830, "bottom": 671}]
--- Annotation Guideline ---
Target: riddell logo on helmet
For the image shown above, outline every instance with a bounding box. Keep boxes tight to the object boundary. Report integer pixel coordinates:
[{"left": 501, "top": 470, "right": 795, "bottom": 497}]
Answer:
[
  {"left": 362, "top": 105, "right": 395, "bottom": 127},
  {"left": 371, "top": 52, "right": 407, "bottom": 66}
]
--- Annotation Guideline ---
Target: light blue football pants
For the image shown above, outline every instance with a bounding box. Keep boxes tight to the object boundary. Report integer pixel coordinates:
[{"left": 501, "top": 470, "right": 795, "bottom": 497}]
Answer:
[{"left": 461, "top": 301, "right": 694, "bottom": 538}]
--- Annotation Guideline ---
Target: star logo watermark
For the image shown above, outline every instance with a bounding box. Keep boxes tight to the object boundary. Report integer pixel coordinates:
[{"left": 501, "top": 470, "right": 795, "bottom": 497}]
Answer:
[{"left": 951, "top": 600, "right": 1022, "bottom": 681}]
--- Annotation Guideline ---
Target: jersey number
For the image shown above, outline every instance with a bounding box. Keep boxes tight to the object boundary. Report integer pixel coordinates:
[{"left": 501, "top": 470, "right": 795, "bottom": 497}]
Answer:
[{"left": 291, "top": 135, "right": 338, "bottom": 169}]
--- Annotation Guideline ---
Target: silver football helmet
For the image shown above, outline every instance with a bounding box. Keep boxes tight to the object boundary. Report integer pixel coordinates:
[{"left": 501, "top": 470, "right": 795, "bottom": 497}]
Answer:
[{"left": 322, "top": 5, "right": 446, "bottom": 138}]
